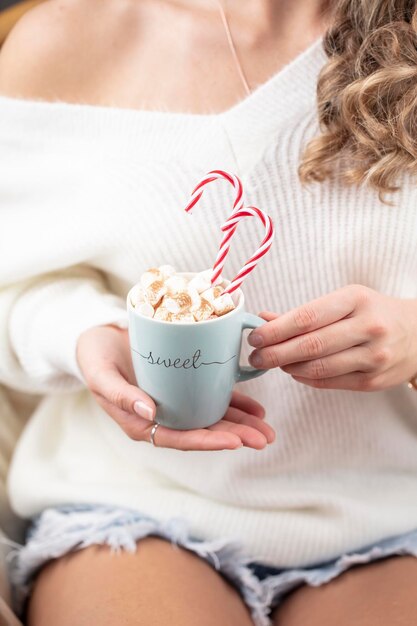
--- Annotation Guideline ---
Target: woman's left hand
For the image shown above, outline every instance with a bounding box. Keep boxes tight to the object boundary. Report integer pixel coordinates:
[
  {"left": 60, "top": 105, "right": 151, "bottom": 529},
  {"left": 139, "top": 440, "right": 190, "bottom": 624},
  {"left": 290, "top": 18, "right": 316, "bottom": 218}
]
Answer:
[{"left": 248, "top": 284, "right": 417, "bottom": 391}]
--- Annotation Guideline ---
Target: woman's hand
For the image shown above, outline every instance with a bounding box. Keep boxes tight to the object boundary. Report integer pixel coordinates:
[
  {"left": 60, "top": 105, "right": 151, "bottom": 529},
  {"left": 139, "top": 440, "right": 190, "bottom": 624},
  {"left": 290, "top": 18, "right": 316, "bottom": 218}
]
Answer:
[
  {"left": 76, "top": 325, "right": 275, "bottom": 450},
  {"left": 248, "top": 284, "right": 417, "bottom": 391}
]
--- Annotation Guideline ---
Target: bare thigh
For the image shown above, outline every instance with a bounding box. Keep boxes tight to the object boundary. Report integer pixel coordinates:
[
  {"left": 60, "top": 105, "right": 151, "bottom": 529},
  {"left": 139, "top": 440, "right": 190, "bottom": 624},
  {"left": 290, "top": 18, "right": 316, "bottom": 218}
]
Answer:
[
  {"left": 272, "top": 555, "right": 417, "bottom": 626},
  {"left": 26, "top": 537, "right": 254, "bottom": 626}
]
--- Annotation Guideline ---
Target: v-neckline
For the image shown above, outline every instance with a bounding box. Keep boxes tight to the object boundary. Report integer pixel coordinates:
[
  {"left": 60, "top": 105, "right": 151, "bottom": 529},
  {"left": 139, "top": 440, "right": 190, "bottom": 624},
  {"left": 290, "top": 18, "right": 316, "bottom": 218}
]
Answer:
[{"left": 220, "top": 35, "right": 326, "bottom": 120}]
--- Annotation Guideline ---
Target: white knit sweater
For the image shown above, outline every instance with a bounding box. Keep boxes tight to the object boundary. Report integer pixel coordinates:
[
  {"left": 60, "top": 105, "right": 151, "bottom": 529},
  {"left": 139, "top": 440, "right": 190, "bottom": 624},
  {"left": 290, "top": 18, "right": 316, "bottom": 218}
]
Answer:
[{"left": 2, "top": 38, "right": 417, "bottom": 567}]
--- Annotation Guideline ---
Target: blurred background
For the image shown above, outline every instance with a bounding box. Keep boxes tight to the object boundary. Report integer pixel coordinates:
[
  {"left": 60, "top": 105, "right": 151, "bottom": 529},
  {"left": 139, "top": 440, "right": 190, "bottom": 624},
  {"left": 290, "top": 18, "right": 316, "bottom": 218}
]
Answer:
[
  {"left": 0, "top": 0, "right": 44, "bottom": 46},
  {"left": 0, "top": 8, "right": 46, "bottom": 619}
]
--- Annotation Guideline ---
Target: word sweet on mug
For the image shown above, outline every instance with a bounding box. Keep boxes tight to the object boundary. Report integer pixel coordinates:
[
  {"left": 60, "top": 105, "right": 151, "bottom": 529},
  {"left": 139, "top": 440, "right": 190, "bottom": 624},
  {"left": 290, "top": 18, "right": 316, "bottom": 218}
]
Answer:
[{"left": 133, "top": 348, "right": 237, "bottom": 370}]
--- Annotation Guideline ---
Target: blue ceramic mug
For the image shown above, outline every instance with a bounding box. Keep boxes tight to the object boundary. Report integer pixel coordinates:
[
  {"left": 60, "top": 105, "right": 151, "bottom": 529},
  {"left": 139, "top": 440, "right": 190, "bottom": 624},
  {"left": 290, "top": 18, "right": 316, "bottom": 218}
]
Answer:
[{"left": 127, "top": 274, "right": 267, "bottom": 430}]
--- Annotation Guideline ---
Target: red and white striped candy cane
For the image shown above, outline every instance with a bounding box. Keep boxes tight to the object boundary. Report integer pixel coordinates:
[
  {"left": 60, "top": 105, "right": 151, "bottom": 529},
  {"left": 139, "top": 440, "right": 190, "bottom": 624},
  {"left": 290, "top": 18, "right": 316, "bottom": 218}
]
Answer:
[
  {"left": 184, "top": 169, "right": 244, "bottom": 215},
  {"left": 219, "top": 206, "right": 275, "bottom": 294},
  {"left": 184, "top": 170, "right": 274, "bottom": 291},
  {"left": 185, "top": 170, "right": 245, "bottom": 284}
]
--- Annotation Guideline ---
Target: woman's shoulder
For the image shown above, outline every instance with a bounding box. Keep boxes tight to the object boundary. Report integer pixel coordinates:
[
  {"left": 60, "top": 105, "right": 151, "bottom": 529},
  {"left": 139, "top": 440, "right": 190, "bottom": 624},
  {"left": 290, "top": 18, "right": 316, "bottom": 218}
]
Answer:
[{"left": 0, "top": 0, "right": 141, "bottom": 103}]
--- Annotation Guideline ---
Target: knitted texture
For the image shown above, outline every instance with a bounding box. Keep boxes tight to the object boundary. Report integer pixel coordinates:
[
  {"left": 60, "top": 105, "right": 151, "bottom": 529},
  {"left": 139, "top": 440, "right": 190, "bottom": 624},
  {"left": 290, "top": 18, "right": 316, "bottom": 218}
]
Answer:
[{"left": 2, "top": 38, "right": 417, "bottom": 566}]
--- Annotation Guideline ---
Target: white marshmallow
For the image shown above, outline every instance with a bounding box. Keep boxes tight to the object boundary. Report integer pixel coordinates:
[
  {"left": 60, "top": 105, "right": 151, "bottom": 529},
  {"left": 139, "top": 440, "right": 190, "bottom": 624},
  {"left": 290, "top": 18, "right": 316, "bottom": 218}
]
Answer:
[
  {"left": 188, "top": 273, "right": 211, "bottom": 294},
  {"left": 165, "top": 275, "right": 188, "bottom": 295},
  {"left": 141, "top": 269, "right": 162, "bottom": 289},
  {"left": 187, "top": 287, "right": 202, "bottom": 311},
  {"left": 154, "top": 306, "right": 172, "bottom": 321},
  {"left": 200, "top": 285, "right": 223, "bottom": 305},
  {"left": 163, "top": 291, "right": 193, "bottom": 314},
  {"left": 129, "top": 284, "right": 145, "bottom": 307},
  {"left": 145, "top": 280, "right": 167, "bottom": 307},
  {"left": 162, "top": 296, "right": 181, "bottom": 314},
  {"left": 201, "top": 269, "right": 224, "bottom": 287},
  {"left": 192, "top": 298, "right": 214, "bottom": 322},
  {"left": 171, "top": 312, "right": 195, "bottom": 324},
  {"left": 212, "top": 293, "right": 236, "bottom": 316},
  {"left": 136, "top": 302, "right": 154, "bottom": 318},
  {"left": 158, "top": 264, "right": 176, "bottom": 279}
]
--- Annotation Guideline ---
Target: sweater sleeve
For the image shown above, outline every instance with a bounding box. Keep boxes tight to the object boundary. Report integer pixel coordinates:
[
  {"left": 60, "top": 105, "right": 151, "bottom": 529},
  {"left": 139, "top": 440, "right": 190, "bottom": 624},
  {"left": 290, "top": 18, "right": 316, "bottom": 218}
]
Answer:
[{"left": 1, "top": 267, "right": 128, "bottom": 394}]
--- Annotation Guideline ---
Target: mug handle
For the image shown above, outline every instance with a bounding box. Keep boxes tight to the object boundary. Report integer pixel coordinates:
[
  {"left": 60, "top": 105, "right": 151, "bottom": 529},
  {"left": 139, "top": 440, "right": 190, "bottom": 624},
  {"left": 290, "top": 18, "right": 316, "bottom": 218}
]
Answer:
[{"left": 237, "top": 312, "right": 267, "bottom": 383}]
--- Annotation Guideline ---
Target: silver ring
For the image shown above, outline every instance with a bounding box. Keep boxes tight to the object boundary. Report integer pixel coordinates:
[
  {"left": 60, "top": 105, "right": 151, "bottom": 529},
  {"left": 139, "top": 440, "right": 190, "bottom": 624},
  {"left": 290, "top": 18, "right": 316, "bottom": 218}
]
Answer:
[{"left": 150, "top": 421, "right": 160, "bottom": 446}]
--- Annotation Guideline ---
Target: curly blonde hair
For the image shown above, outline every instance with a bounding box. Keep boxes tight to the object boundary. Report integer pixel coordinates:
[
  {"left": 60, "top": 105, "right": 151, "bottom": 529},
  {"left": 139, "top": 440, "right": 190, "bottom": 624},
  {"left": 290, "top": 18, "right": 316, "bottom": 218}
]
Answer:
[{"left": 299, "top": 0, "right": 417, "bottom": 200}]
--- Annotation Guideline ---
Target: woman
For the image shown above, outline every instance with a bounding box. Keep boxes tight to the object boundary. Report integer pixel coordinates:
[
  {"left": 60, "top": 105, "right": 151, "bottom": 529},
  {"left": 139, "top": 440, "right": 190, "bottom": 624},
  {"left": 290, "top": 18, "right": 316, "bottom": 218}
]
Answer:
[{"left": 1, "top": 0, "right": 417, "bottom": 624}]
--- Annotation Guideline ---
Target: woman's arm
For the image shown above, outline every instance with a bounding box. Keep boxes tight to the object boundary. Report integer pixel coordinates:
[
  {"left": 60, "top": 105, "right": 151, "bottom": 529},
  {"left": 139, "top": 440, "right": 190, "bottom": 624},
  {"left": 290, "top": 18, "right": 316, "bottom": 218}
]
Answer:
[
  {"left": 1, "top": 266, "right": 128, "bottom": 394},
  {"left": 0, "top": 6, "right": 129, "bottom": 393}
]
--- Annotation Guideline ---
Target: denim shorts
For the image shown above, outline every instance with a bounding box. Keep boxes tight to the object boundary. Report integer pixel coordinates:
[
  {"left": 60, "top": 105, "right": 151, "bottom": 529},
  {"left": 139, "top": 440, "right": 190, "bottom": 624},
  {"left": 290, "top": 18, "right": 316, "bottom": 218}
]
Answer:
[{"left": 6, "top": 503, "right": 417, "bottom": 626}]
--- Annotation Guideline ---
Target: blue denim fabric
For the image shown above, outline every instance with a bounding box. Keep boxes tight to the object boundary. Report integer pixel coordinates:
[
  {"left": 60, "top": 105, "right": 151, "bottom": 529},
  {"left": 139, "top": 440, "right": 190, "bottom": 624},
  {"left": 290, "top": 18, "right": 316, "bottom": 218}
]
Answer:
[{"left": 7, "top": 504, "right": 417, "bottom": 626}]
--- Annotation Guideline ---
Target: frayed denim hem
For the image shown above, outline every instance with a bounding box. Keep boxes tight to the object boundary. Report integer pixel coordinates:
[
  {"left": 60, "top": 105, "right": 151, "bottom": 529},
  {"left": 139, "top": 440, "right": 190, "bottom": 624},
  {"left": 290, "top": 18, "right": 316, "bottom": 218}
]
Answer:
[
  {"left": 5, "top": 504, "right": 417, "bottom": 626},
  {"left": 5, "top": 504, "right": 270, "bottom": 626},
  {"left": 261, "top": 528, "right": 417, "bottom": 611}
]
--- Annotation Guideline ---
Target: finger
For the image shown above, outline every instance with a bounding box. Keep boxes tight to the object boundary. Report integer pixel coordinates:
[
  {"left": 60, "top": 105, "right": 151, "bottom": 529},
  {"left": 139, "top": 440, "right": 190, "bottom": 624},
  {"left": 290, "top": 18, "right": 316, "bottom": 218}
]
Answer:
[
  {"left": 225, "top": 407, "right": 275, "bottom": 443},
  {"left": 94, "top": 385, "right": 266, "bottom": 451},
  {"left": 94, "top": 393, "right": 156, "bottom": 441},
  {"left": 230, "top": 390, "right": 266, "bottom": 418},
  {"left": 249, "top": 317, "right": 370, "bottom": 370},
  {"left": 282, "top": 346, "right": 375, "bottom": 379},
  {"left": 258, "top": 311, "right": 280, "bottom": 322},
  {"left": 153, "top": 424, "right": 243, "bottom": 451},
  {"left": 208, "top": 419, "right": 268, "bottom": 449},
  {"left": 248, "top": 286, "right": 360, "bottom": 348},
  {"left": 90, "top": 366, "right": 156, "bottom": 420},
  {"left": 291, "top": 371, "right": 386, "bottom": 391}
]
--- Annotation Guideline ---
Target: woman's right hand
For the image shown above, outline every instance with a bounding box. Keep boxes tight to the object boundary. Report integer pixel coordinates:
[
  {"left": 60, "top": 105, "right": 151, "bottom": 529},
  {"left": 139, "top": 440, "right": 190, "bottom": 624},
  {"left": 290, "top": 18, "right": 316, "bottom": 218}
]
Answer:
[{"left": 76, "top": 324, "right": 275, "bottom": 451}]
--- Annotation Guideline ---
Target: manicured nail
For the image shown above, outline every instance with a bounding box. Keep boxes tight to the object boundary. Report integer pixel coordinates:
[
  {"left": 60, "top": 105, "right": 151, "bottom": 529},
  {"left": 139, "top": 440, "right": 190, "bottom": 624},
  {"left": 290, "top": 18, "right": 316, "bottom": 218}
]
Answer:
[
  {"left": 248, "top": 332, "right": 263, "bottom": 347},
  {"left": 134, "top": 401, "right": 154, "bottom": 421},
  {"left": 250, "top": 352, "right": 263, "bottom": 367}
]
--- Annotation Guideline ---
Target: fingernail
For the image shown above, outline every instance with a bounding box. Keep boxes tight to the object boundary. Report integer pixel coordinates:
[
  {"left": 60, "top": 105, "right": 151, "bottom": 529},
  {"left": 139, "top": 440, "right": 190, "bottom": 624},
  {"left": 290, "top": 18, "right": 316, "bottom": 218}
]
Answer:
[
  {"left": 134, "top": 401, "right": 154, "bottom": 421},
  {"left": 250, "top": 352, "right": 263, "bottom": 367},
  {"left": 248, "top": 332, "right": 263, "bottom": 347}
]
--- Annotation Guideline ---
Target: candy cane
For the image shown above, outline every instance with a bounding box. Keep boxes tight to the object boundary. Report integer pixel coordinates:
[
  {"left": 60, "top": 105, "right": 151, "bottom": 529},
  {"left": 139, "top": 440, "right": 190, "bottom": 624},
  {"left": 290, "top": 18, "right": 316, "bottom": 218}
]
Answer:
[
  {"left": 184, "top": 169, "right": 244, "bottom": 215},
  {"left": 184, "top": 171, "right": 275, "bottom": 293},
  {"left": 219, "top": 206, "right": 275, "bottom": 294},
  {"left": 185, "top": 170, "right": 244, "bottom": 284}
]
